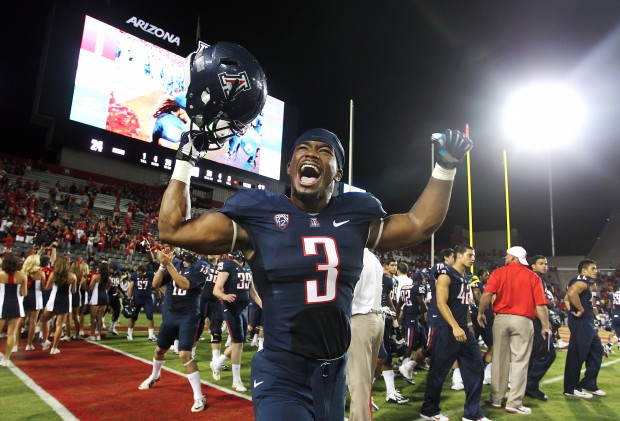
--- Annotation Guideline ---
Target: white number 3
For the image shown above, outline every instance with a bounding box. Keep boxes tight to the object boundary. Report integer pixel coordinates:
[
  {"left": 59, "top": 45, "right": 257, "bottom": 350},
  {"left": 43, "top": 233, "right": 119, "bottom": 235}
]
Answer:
[{"left": 303, "top": 237, "right": 339, "bottom": 304}]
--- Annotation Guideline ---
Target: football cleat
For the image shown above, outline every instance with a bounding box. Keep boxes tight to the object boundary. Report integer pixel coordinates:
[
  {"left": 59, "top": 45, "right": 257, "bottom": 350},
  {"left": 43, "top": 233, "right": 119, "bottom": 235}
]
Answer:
[
  {"left": 138, "top": 375, "right": 160, "bottom": 390},
  {"left": 191, "top": 395, "right": 206, "bottom": 412},
  {"left": 564, "top": 389, "right": 593, "bottom": 399},
  {"left": 419, "top": 413, "right": 449, "bottom": 421},
  {"left": 210, "top": 360, "right": 221, "bottom": 381},
  {"left": 149, "top": 336, "right": 157, "bottom": 342},
  {"left": 232, "top": 382, "right": 247, "bottom": 392},
  {"left": 127, "top": 333, "right": 133, "bottom": 341},
  {"left": 386, "top": 391, "right": 409, "bottom": 404},
  {"left": 583, "top": 388, "right": 606, "bottom": 397},
  {"left": 451, "top": 381, "right": 464, "bottom": 391},
  {"left": 371, "top": 397, "right": 379, "bottom": 412},
  {"left": 505, "top": 405, "right": 531, "bottom": 415}
]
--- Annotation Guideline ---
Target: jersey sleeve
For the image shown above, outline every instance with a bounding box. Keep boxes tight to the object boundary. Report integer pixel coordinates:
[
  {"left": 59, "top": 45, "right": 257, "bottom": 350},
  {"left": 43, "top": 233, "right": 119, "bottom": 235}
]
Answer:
[{"left": 219, "top": 189, "right": 274, "bottom": 222}]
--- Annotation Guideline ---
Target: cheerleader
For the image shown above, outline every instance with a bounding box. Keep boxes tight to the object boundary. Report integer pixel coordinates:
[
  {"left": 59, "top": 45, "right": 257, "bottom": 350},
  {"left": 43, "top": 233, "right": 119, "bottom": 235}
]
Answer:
[
  {"left": 22, "top": 254, "right": 45, "bottom": 351},
  {"left": 0, "top": 253, "right": 27, "bottom": 366},
  {"left": 88, "top": 261, "right": 110, "bottom": 340},
  {"left": 67, "top": 259, "right": 87, "bottom": 340},
  {"left": 40, "top": 257, "right": 77, "bottom": 354}
]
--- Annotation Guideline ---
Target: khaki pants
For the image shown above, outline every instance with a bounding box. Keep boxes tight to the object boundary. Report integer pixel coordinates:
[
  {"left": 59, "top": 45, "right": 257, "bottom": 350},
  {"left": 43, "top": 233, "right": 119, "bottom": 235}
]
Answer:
[
  {"left": 346, "top": 312, "right": 384, "bottom": 421},
  {"left": 490, "top": 314, "right": 533, "bottom": 408}
]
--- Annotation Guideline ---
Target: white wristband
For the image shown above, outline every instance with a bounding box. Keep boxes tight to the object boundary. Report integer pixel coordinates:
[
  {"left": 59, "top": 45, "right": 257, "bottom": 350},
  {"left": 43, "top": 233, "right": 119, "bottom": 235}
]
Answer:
[
  {"left": 431, "top": 163, "right": 456, "bottom": 181},
  {"left": 159, "top": 264, "right": 166, "bottom": 271},
  {"left": 171, "top": 160, "right": 193, "bottom": 185}
]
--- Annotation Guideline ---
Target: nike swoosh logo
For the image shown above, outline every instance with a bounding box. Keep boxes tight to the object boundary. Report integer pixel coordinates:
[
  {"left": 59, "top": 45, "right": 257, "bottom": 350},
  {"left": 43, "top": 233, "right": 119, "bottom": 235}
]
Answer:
[
  {"left": 254, "top": 380, "right": 264, "bottom": 388},
  {"left": 333, "top": 220, "right": 350, "bottom": 227},
  {"left": 432, "top": 315, "right": 438, "bottom": 318}
]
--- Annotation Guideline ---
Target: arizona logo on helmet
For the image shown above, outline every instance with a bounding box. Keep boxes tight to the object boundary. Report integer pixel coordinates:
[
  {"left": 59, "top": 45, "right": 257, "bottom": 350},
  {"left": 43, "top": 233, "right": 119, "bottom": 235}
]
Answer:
[
  {"left": 218, "top": 72, "right": 251, "bottom": 99},
  {"left": 274, "top": 213, "right": 289, "bottom": 230}
]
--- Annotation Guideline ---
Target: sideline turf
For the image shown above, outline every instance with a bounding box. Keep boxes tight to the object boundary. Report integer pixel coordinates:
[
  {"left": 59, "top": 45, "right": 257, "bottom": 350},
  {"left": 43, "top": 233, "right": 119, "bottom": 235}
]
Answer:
[{"left": 4, "top": 314, "right": 620, "bottom": 420}]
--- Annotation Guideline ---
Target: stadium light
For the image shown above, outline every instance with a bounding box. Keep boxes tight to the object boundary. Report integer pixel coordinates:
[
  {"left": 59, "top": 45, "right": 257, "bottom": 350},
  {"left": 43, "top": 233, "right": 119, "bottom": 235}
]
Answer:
[
  {"left": 502, "top": 82, "right": 586, "bottom": 148},
  {"left": 502, "top": 82, "right": 587, "bottom": 256}
]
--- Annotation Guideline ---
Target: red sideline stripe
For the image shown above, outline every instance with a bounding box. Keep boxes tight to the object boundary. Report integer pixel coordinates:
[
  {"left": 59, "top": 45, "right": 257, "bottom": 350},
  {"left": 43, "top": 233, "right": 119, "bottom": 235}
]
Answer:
[{"left": 4, "top": 339, "right": 254, "bottom": 420}]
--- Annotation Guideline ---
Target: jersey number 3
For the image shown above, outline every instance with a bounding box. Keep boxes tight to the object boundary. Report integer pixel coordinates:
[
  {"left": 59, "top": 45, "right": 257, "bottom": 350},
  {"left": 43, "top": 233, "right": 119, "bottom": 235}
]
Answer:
[{"left": 303, "top": 237, "right": 339, "bottom": 304}]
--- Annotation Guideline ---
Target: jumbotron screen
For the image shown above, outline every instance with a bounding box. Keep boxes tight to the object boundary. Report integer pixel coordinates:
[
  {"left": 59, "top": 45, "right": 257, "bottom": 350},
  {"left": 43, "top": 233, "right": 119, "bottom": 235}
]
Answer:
[{"left": 69, "top": 15, "right": 284, "bottom": 180}]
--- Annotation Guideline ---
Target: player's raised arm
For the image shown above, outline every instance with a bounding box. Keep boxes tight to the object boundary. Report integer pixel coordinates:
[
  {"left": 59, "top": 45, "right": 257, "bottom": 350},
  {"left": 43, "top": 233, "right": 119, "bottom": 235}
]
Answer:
[
  {"left": 371, "top": 130, "right": 472, "bottom": 251},
  {"left": 158, "top": 41, "right": 267, "bottom": 256}
]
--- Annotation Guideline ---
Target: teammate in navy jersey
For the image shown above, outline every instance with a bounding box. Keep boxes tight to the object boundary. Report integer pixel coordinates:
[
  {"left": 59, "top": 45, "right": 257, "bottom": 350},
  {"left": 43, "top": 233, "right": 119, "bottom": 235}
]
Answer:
[
  {"left": 398, "top": 271, "right": 427, "bottom": 383},
  {"left": 248, "top": 294, "right": 264, "bottom": 349},
  {"left": 107, "top": 262, "right": 123, "bottom": 335},
  {"left": 160, "top": 49, "right": 471, "bottom": 418},
  {"left": 421, "top": 244, "right": 487, "bottom": 421},
  {"left": 127, "top": 265, "right": 156, "bottom": 341},
  {"left": 611, "top": 289, "right": 620, "bottom": 350},
  {"left": 138, "top": 249, "right": 208, "bottom": 413},
  {"left": 563, "top": 259, "right": 605, "bottom": 399},
  {"left": 194, "top": 255, "right": 225, "bottom": 370},
  {"left": 212, "top": 251, "right": 261, "bottom": 392}
]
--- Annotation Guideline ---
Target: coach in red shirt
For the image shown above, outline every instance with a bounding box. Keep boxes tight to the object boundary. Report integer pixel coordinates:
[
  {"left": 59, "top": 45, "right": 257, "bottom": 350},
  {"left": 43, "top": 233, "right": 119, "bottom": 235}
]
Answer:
[{"left": 477, "top": 246, "right": 550, "bottom": 415}]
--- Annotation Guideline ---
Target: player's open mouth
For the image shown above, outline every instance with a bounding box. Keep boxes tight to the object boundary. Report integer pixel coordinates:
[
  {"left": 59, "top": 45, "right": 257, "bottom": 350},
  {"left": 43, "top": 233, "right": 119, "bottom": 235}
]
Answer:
[{"left": 299, "top": 162, "right": 321, "bottom": 186}]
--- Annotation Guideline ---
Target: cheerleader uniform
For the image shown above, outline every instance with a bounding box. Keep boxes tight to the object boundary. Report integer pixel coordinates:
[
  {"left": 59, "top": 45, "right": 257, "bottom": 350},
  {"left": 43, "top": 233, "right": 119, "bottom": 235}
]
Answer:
[
  {"left": 23, "top": 275, "right": 43, "bottom": 311},
  {"left": 90, "top": 279, "right": 109, "bottom": 306},
  {"left": 0, "top": 274, "right": 25, "bottom": 318},
  {"left": 46, "top": 282, "right": 72, "bottom": 314},
  {"left": 71, "top": 284, "right": 83, "bottom": 308}
]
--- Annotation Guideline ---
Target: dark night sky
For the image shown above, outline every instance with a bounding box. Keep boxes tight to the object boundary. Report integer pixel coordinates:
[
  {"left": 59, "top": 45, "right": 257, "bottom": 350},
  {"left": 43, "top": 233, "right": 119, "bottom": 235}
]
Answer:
[{"left": 5, "top": 0, "right": 620, "bottom": 257}]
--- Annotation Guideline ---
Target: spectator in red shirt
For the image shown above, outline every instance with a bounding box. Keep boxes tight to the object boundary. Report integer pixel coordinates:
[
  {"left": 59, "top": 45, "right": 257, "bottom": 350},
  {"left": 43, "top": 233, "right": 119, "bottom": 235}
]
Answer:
[{"left": 478, "top": 246, "right": 550, "bottom": 415}]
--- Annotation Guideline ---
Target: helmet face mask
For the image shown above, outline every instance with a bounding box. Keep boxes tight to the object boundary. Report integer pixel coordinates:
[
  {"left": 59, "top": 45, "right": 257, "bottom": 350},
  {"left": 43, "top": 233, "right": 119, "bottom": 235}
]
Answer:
[{"left": 184, "top": 41, "right": 267, "bottom": 150}]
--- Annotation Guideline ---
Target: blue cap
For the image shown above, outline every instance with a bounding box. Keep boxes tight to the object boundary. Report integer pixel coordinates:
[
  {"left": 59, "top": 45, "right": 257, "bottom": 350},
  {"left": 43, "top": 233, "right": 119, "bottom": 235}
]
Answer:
[
  {"left": 291, "top": 128, "right": 345, "bottom": 169},
  {"left": 174, "top": 93, "right": 187, "bottom": 109}
]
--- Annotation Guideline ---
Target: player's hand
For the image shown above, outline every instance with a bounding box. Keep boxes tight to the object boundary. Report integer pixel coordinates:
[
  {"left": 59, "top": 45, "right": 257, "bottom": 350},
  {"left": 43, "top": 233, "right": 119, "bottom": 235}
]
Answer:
[
  {"left": 156, "top": 250, "right": 171, "bottom": 266},
  {"left": 221, "top": 293, "right": 237, "bottom": 303},
  {"left": 477, "top": 313, "right": 487, "bottom": 328},
  {"left": 452, "top": 326, "right": 467, "bottom": 343},
  {"left": 432, "top": 129, "right": 473, "bottom": 169},
  {"left": 571, "top": 308, "right": 584, "bottom": 318},
  {"left": 176, "top": 131, "right": 208, "bottom": 165}
]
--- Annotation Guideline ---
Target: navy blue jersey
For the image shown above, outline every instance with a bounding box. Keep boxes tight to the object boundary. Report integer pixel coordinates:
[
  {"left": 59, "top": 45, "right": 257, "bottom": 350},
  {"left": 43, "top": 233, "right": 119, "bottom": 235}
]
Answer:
[
  {"left": 160, "top": 258, "right": 183, "bottom": 311},
  {"left": 568, "top": 275, "right": 594, "bottom": 323},
  {"left": 612, "top": 291, "right": 620, "bottom": 318},
  {"left": 109, "top": 272, "right": 121, "bottom": 296},
  {"left": 170, "top": 258, "right": 208, "bottom": 313},
  {"left": 427, "top": 265, "right": 470, "bottom": 327},
  {"left": 218, "top": 258, "right": 252, "bottom": 309},
  {"left": 199, "top": 260, "right": 219, "bottom": 300},
  {"left": 400, "top": 283, "right": 426, "bottom": 317},
  {"left": 381, "top": 274, "right": 395, "bottom": 307},
  {"left": 131, "top": 271, "right": 155, "bottom": 297},
  {"left": 220, "top": 189, "right": 385, "bottom": 360}
]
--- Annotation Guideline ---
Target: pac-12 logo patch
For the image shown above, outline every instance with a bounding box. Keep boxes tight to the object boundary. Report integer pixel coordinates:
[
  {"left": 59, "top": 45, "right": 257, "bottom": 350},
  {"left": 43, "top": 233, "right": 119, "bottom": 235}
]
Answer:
[
  {"left": 218, "top": 71, "right": 251, "bottom": 99},
  {"left": 274, "top": 213, "right": 289, "bottom": 230}
]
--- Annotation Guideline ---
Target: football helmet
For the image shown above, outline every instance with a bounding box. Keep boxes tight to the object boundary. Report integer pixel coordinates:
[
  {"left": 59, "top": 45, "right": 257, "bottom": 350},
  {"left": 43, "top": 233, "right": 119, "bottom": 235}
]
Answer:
[
  {"left": 122, "top": 299, "right": 137, "bottom": 319},
  {"left": 180, "top": 250, "right": 196, "bottom": 262},
  {"left": 184, "top": 41, "right": 267, "bottom": 150},
  {"left": 229, "top": 250, "right": 244, "bottom": 261}
]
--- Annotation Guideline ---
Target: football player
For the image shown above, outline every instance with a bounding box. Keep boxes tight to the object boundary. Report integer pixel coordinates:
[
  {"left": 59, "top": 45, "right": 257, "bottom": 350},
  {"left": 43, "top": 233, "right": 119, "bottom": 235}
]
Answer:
[
  {"left": 421, "top": 244, "right": 487, "bottom": 421},
  {"left": 211, "top": 250, "right": 261, "bottom": 391},
  {"left": 138, "top": 248, "right": 208, "bottom": 412},
  {"left": 127, "top": 264, "right": 156, "bottom": 341},
  {"left": 158, "top": 41, "right": 471, "bottom": 421}
]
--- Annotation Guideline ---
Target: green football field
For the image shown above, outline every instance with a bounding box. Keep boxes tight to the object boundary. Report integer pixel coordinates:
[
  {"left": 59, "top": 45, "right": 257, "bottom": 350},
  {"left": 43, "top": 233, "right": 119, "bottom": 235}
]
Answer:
[{"left": 2, "top": 314, "right": 620, "bottom": 420}]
